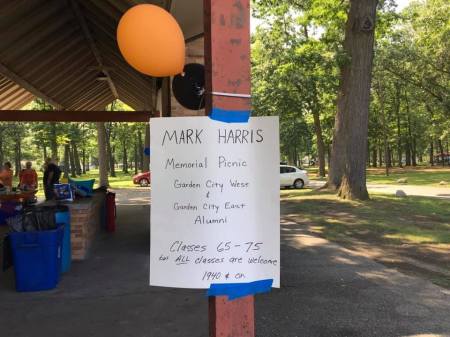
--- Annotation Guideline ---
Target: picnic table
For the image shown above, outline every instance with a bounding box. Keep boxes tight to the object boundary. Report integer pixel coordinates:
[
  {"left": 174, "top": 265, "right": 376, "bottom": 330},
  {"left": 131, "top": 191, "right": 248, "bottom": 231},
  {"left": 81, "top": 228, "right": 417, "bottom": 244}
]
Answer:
[
  {"left": 0, "top": 191, "right": 38, "bottom": 226},
  {"left": 0, "top": 190, "right": 37, "bottom": 203}
]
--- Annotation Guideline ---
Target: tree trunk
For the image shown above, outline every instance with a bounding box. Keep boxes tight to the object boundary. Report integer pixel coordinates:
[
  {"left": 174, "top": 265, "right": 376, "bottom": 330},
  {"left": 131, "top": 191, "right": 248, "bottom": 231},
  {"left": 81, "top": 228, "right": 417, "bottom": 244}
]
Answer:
[
  {"left": 425, "top": 105, "right": 434, "bottom": 166},
  {"left": 106, "top": 123, "right": 116, "bottom": 177},
  {"left": 82, "top": 148, "right": 86, "bottom": 174},
  {"left": 63, "top": 144, "right": 70, "bottom": 179},
  {"left": 372, "top": 147, "right": 377, "bottom": 167},
  {"left": 138, "top": 130, "right": 144, "bottom": 172},
  {"left": 327, "top": 140, "right": 345, "bottom": 189},
  {"left": 50, "top": 122, "right": 58, "bottom": 160},
  {"left": 43, "top": 146, "right": 47, "bottom": 162},
  {"left": 405, "top": 142, "right": 411, "bottom": 166},
  {"left": 378, "top": 145, "right": 383, "bottom": 167},
  {"left": 312, "top": 109, "right": 326, "bottom": 177},
  {"left": 143, "top": 123, "right": 150, "bottom": 172},
  {"left": 106, "top": 125, "right": 111, "bottom": 173},
  {"left": 86, "top": 154, "right": 90, "bottom": 171},
  {"left": 14, "top": 138, "right": 21, "bottom": 177},
  {"left": 68, "top": 143, "right": 77, "bottom": 177},
  {"left": 330, "top": 0, "right": 377, "bottom": 200},
  {"left": 395, "top": 92, "right": 402, "bottom": 167},
  {"left": 412, "top": 138, "right": 417, "bottom": 166},
  {"left": 404, "top": 91, "right": 416, "bottom": 166},
  {"left": 134, "top": 142, "right": 139, "bottom": 174},
  {"left": 112, "top": 145, "right": 116, "bottom": 172},
  {"left": 72, "top": 141, "right": 82, "bottom": 176},
  {"left": 383, "top": 136, "right": 389, "bottom": 177},
  {"left": 326, "top": 144, "right": 331, "bottom": 169},
  {"left": 392, "top": 148, "right": 396, "bottom": 167},
  {"left": 122, "top": 141, "right": 128, "bottom": 173},
  {"left": 405, "top": 115, "right": 412, "bottom": 167},
  {"left": 293, "top": 148, "right": 299, "bottom": 168},
  {"left": 438, "top": 139, "right": 445, "bottom": 167},
  {"left": 376, "top": 81, "right": 390, "bottom": 175},
  {"left": 96, "top": 122, "right": 109, "bottom": 187},
  {"left": 429, "top": 140, "right": 434, "bottom": 166},
  {"left": 387, "top": 146, "right": 392, "bottom": 168}
]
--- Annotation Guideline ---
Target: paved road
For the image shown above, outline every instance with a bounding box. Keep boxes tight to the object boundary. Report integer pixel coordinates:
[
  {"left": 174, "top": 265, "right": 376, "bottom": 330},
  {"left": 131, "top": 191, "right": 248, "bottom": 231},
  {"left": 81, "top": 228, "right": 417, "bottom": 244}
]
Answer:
[
  {"left": 1, "top": 189, "right": 449, "bottom": 336},
  {"left": 309, "top": 181, "right": 450, "bottom": 199}
]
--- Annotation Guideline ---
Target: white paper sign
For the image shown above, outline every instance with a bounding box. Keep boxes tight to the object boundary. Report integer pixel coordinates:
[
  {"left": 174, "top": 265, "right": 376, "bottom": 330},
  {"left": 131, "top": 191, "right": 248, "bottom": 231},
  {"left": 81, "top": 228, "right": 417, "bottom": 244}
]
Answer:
[{"left": 150, "top": 116, "right": 280, "bottom": 289}]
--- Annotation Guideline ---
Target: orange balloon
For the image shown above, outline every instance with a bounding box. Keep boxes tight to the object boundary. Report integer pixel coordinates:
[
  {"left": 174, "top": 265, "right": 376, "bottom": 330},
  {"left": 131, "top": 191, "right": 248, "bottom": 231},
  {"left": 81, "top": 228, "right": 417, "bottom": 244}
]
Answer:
[{"left": 117, "top": 4, "right": 185, "bottom": 77}]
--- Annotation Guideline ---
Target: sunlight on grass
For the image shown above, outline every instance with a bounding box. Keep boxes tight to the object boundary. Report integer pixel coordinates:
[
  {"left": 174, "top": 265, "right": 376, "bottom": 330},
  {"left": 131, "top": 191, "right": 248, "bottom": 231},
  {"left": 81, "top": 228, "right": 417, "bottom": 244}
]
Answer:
[
  {"left": 11, "top": 169, "right": 141, "bottom": 198},
  {"left": 305, "top": 166, "right": 450, "bottom": 187},
  {"left": 366, "top": 167, "right": 450, "bottom": 187},
  {"left": 71, "top": 170, "right": 138, "bottom": 189},
  {"left": 384, "top": 233, "right": 450, "bottom": 244},
  {"left": 281, "top": 189, "right": 450, "bottom": 245},
  {"left": 324, "top": 218, "right": 342, "bottom": 224}
]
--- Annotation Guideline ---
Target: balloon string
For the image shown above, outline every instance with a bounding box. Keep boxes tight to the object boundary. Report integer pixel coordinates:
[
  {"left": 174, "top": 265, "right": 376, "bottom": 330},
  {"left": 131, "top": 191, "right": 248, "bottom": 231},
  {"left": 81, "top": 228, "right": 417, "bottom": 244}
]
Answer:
[{"left": 198, "top": 94, "right": 205, "bottom": 111}]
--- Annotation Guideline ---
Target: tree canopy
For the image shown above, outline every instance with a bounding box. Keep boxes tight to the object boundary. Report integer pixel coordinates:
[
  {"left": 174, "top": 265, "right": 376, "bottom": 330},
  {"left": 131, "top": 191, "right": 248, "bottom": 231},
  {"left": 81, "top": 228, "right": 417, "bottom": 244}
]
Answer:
[{"left": 251, "top": 0, "right": 449, "bottom": 199}]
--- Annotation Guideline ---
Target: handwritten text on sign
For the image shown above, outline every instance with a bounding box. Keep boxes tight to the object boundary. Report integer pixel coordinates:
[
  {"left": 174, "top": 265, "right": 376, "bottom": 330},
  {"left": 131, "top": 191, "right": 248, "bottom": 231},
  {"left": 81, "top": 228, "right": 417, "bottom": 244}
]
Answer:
[{"left": 150, "top": 117, "right": 280, "bottom": 289}]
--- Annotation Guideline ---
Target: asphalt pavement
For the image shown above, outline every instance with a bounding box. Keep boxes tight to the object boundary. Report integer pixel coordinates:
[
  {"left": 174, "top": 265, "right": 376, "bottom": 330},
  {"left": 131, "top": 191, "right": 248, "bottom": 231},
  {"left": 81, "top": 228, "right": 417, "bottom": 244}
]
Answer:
[{"left": 0, "top": 189, "right": 448, "bottom": 337}]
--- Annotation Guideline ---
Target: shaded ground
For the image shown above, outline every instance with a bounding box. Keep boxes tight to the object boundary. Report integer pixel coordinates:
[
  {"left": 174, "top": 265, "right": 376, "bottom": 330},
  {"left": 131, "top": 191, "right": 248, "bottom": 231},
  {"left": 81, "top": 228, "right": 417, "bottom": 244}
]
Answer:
[
  {"left": 281, "top": 189, "right": 450, "bottom": 289},
  {"left": 0, "top": 189, "right": 449, "bottom": 336}
]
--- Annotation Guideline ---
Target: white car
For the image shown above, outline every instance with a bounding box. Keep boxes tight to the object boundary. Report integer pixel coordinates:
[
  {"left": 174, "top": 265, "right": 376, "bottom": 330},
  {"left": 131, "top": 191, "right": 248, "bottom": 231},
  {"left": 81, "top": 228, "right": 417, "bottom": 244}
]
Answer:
[{"left": 280, "top": 165, "right": 309, "bottom": 189}]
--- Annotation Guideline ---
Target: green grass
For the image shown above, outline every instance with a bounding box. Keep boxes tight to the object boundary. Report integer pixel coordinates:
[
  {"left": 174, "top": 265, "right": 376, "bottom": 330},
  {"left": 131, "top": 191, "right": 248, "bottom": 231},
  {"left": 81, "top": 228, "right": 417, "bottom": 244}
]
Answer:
[
  {"left": 281, "top": 188, "right": 450, "bottom": 287},
  {"left": 306, "top": 166, "right": 450, "bottom": 187},
  {"left": 281, "top": 189, "right": 450, "bottom": 245},
  {"left": 11, "top": 169, "right": 140, "bottom": 197},
  {"left": 366, "top": 167, "right": 450, "bottom": 187},
  {"left": 74, "top": 170, "right": 138, "bottom": 189}
]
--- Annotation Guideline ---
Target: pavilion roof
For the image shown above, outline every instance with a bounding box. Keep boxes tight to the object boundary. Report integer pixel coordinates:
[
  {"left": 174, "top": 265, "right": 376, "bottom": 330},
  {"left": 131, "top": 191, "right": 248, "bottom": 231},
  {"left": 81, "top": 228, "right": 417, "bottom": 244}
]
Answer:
[
  {"left": 0, "top": 0, "right": 203, "bottom": 112},
  {"left": 0, "top": 74, "right": 34, "bottom": 110}
]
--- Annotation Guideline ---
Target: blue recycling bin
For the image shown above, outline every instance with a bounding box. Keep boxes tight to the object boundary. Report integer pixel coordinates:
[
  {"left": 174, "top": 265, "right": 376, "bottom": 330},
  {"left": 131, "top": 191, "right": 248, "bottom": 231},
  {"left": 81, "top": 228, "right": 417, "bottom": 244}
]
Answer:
[
  {"left": 9, "top": 226, "right": 64, "bottom": 292},
  {"left": 55, "top": 206, "right": 71, "bottom": 273}
]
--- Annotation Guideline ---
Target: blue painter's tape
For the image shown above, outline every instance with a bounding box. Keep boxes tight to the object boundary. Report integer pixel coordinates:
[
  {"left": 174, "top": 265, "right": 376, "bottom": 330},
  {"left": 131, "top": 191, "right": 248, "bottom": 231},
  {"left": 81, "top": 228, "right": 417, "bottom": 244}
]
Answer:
[
  {"left": 207, "top": 279, "right": 273, "bottom": 300},
  {"left": 144, "top": 147, "right": 151, "bottom": 156},
  {"left": 209, "top": 107, "right": 251, "bottom": 124}
]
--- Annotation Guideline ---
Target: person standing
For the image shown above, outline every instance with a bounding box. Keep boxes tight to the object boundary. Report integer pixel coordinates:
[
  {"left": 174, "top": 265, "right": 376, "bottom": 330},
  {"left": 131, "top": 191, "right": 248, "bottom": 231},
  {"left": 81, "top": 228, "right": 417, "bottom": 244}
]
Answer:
[
  {"left": 19, "top": 161, "right": 38, "bottom": 190},
  {"left": 0, "top": 162, "right": 13, "bottom": 189},
  {"left": 43, "top": 158, "right": 61, "bottom": 200}
]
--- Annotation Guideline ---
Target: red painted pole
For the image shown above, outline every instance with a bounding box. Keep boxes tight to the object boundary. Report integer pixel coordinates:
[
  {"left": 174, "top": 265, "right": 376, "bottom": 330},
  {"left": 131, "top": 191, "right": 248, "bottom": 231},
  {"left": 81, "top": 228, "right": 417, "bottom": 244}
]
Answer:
[
  {"left": 203, "top": 1, "right": 255, "bottom": 336},
  {"left": 204, "top": 0, "right": 252, "bottom": 114},
  {"left": 209, "top": 296, "right": 255, "bottom": 337}
]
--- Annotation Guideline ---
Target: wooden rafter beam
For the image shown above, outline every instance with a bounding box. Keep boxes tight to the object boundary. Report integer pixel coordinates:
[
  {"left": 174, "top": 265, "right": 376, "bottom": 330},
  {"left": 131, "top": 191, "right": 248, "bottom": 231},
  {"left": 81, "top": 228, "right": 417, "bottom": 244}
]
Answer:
[
  {"left": 68, "top": 0, "right": 119, "bottom": 99},
  {"left": 186, "top": 32, "right": 204, "bottom": 43},
  {"left": 163, "top": 0, "right": 173, "bottom": 10},
  {"left": 0, "top": 110, "right": 154, "bottom": 122},
  {"left": 0, "top": 63, "right": 64, "bottom": 109}
]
